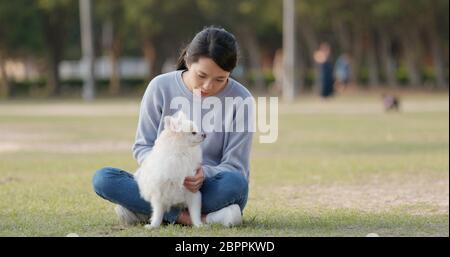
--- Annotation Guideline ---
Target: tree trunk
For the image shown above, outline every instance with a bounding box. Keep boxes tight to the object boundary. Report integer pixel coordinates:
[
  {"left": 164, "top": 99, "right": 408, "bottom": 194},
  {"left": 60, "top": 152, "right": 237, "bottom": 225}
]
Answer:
[
  {"left": 300, "top": 22, "right": 320, "bottom": 93},
  {"left": 109, "top": 37, "right": 122, "bottom": 95},
  {"left": 333, "top": 19, "right": 352, "bottom": 53},
  {"left": 428, "top": 27, "right": 447, "bottom": 88},
  {"left": 103, "top": 20, "right": 121, "bottom": 95},
  {"left": 238, "top": 27, "right": 265, "bottom": 93},
  {"left": 80, "top": 0, "right": 96, "bottom": 101},
  {"left": 152, "top": 51, "right": 165, "bottom": 79},
  {"left": 351, "top": 30, "right": 364, "bottom": 86},
  {"left": 295, "top": 42, "right": 305, "bottom": 95},
  {"left": 366, "top": 31, "right": 380, "bottom": 88},
  {"left": 47, "top": 47, "right": 61, "bottom": 96},
  {"left": 401, "top": 30, "right": 422, "bottom": 87},
  {"left": 282, "top": 0, "right": 296, "bottom": 101},
  {"left": 43, "top": 11, "right": 63, "bottom": 96},
  {"left": 142, "top": 39, "right": 164, "bottom": 80},
  {"left": 0, "top": 54, "right": 10, "bottom": 98},
  {"left": 427, "top": 0, "right": 447, "bottom": 88},
  {"left": 379, "top": 32, "right": 398, "bottom": 88}
]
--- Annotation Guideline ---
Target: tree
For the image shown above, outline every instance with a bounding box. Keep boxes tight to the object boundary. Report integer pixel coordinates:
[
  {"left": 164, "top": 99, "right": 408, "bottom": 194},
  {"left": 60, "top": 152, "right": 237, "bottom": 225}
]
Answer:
[
  {"left": 37, "top": 0, "right": 79, "bottom": 96},
  {"left": 372, "top": 0, "right": 403, "bottom": 87},
  {"left": 124, "top": 0, "right": 206, "bottom": 79},
  {"left": 422, "top": 0, "right": 448, "bottom": 88},
  {"left": 283, "top": 0, "right": 296, "bottom": 102},
  {"left": 0, "top": 0, "right": 43, "bottom": 98},
  {"left": 197, "top": 0, "right": 283, "bottom": 92},
  {"left": 96, "top": 0, "right": 127, "bottom": 95}
]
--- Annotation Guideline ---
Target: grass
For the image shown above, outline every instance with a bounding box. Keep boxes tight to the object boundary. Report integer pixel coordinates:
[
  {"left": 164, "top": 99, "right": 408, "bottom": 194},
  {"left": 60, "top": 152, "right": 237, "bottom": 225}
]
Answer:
[{"left": 0, "top": 92, "right": 448, "bottom": 236}]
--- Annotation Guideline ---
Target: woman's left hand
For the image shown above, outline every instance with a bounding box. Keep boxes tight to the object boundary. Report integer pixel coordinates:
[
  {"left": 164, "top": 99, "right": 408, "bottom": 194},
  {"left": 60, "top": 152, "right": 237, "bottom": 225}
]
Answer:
[{"left": 184, "top": 166, "right": 204, "bottom": 193}]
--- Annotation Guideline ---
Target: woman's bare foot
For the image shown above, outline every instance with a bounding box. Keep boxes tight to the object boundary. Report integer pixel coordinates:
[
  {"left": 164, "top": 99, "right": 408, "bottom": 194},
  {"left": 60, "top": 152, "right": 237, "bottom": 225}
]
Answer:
[{"left": 176, "top": 209, "right": 206, "bottom": 225}]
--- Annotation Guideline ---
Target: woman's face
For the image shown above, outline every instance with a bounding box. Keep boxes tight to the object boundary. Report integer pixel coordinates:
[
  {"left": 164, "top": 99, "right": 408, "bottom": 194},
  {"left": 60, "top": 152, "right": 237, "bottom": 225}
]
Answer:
[{"left": 186, "top": 57, "right": 230, "bottom": 97}]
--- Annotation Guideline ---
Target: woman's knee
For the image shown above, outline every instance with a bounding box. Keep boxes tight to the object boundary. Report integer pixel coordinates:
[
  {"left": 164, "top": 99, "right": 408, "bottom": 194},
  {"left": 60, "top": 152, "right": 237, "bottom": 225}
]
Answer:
[
  {"left": 92, "top": 167, "right": 123, "bottom": 197},
  {"left": 201, "top": 171, "right": 249, "bottom": 213},
  {"left": 218, "top": 171, "right": 249, "bottom": 200}
]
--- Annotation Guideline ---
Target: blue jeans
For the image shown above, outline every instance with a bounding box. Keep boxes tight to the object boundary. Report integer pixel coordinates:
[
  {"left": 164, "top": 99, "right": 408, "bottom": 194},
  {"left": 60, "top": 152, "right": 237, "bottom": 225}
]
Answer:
[{"left": 92, "top": 167, "right": 249, "bottom": 224}]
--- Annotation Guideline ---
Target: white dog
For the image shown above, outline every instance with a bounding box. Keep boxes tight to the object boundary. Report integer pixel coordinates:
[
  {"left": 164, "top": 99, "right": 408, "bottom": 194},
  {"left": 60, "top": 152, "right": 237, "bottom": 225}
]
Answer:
[{"left": 136, "top": 111, "right": 205, "bottom": 229}]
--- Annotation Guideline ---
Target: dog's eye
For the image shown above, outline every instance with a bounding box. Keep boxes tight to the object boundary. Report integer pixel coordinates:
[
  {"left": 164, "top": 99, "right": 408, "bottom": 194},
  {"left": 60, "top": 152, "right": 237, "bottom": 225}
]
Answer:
[{"left": 191, "top": 132, "right": 197, "bottom": 135}]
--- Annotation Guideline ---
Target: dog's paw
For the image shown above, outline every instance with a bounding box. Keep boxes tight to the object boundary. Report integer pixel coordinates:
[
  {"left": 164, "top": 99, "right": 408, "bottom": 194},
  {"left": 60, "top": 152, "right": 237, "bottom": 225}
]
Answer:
[{"left": 144, "top": 224, "right": 159, "bottom": 230}]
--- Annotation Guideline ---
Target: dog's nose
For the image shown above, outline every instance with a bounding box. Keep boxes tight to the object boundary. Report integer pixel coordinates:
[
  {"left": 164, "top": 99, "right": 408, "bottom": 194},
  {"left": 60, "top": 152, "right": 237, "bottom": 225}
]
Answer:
[{"left": 201, "top": 133, "right": 206, "bottom": 138}]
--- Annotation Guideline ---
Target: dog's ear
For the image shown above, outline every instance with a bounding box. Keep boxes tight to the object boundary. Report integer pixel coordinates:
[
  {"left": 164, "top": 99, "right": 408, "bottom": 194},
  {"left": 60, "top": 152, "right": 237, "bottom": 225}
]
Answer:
[
  {"left": 164, "top": 116, "right": 178, "bottom": 131},
  {"left": 174, "top": 110, "right": 187, "bottom": 121},
  {"left": 165, "top": 114, "right": 184, "bottom": 132}
]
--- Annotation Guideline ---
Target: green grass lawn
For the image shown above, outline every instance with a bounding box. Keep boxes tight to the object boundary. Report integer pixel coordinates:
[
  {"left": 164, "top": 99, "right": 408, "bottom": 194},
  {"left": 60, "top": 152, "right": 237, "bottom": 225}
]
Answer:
[{"left": 0, "top": 92, "right": 448, "bottom": 236}]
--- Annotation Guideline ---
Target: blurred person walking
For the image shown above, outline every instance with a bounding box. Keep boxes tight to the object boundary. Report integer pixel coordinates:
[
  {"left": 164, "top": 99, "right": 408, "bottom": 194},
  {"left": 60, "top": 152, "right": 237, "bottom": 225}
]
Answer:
[{"left": 314, "top": 42, "right": 334, "bottom": 98}]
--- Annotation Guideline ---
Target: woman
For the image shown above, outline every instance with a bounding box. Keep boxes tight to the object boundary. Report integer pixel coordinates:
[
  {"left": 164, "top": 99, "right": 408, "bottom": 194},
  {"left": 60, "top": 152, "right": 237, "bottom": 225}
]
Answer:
[{"left": 92, "top": 27, "right": 253, "bottom": 227}]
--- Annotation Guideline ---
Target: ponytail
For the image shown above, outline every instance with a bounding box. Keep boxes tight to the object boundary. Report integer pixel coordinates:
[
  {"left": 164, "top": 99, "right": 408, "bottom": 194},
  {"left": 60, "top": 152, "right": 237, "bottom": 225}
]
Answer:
[{"left": 176, "top": 46, "right": 188, "bottom": 70}]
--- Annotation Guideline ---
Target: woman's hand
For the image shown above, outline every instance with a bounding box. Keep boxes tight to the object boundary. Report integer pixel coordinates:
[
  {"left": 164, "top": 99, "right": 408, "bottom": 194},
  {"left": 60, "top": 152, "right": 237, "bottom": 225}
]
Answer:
[{"left": 184, "top": 166, "right": 204, "bottom": 193}]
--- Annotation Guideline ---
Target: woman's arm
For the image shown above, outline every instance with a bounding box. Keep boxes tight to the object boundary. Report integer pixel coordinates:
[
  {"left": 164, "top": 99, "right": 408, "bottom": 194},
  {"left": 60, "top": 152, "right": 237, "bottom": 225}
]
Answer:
[
  {"left": 202, "top": 102, "right": 254, "bottom": 181},
  {"left": 132, "top": 79, "right": 163, "bottom": 165}
]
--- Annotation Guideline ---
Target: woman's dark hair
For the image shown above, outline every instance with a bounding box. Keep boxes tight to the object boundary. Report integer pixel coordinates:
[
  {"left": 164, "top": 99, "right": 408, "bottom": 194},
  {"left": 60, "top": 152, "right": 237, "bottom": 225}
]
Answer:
[{"left": 176, "top": 26, "right": 239, "bottom": 72}]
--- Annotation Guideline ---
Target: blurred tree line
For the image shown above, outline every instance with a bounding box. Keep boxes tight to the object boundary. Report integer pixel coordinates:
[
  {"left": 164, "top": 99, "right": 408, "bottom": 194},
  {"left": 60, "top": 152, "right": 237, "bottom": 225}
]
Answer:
[{"left": 0, "top": 0, "right": 448, "bottom": 98}]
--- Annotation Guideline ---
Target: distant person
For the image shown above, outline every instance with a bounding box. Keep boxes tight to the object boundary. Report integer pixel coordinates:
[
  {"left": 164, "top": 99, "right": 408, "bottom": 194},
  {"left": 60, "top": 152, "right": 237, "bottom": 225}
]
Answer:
[
  {"left": 334, "top": 53, "right": 351, "bottom": 92},
  {"left": 314, "top": 42, "right": 334, "bottom": 98}
]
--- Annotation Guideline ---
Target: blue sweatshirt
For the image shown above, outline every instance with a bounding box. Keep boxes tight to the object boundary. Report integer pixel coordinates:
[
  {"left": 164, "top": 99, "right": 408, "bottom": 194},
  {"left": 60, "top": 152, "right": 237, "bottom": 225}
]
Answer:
[{"left": 132, "top": 70, "right": 254, "bottom": 181}]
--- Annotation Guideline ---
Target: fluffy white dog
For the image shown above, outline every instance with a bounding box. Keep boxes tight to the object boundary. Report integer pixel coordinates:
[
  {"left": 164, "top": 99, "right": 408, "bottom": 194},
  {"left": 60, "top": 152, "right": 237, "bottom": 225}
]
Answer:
[{"left": 136, "top": 111, "right": 205, "bottom": 229}]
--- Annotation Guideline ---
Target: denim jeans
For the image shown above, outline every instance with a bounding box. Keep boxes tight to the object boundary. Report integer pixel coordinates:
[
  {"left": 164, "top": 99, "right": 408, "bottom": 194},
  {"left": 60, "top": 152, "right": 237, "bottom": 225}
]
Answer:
[{"left": 92, "top": 167, "right": 249, "bottom": 224}]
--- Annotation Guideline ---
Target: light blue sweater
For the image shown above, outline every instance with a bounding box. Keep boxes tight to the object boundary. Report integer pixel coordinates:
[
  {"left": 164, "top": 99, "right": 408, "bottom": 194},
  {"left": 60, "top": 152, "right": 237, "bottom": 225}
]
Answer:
[{"left": 132, "top": 70, "right": 254, "bottom": 181}]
